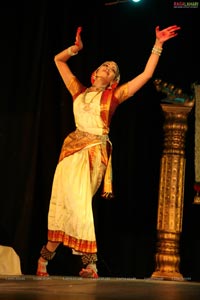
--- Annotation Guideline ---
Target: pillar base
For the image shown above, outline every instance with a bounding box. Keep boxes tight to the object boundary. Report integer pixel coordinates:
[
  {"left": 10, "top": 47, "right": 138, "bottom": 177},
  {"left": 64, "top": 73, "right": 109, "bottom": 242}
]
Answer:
[{"left": 151, "top": 270, "right": 184, "bottom": 281}]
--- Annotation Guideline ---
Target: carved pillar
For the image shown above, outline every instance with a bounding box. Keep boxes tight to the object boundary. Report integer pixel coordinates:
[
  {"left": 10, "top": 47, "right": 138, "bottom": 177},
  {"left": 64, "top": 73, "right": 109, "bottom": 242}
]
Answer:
[{"left": 151, "top": 103, "right": 193, "bottom": 280}]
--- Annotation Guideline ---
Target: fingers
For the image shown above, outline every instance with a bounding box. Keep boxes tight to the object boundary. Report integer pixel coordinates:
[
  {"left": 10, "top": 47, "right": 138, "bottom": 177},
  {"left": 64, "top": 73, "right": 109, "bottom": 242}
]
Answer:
[
  {"left": 155, "top": 26, "right": 160, "bottom": 34},
  {"left": 75, "top": 26, "right": 82, "bottom": 47},
  {"left": 166, "top": 26, "right": 181, "bottom": 38},
  {"left": 156, "top": 25, "right": 181, "bottom": 34},
  {"left": 166, "top": 25, "right": 181, "bottom": 34},
  {"left": 167, "top": 25, "right": 181, "bottom": 30},
  {"left": 76, "top": 26, "right": 82, "bottom": 35}
]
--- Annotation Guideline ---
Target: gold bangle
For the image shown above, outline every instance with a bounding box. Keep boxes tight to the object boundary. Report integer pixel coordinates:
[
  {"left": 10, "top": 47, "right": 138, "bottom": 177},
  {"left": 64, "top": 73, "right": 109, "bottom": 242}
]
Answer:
[
  {"left": 152, "top": 46, "right": 163, "bottom": 56},
  {"left": 67, "top": 46, "right": 78, "bottom": 56}
]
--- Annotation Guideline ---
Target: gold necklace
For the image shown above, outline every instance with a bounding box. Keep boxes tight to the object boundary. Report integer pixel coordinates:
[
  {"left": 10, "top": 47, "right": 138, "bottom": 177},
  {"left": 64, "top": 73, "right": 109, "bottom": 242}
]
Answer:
[{"left": 82, "top": 88, "right": 103, "bottom": 111}]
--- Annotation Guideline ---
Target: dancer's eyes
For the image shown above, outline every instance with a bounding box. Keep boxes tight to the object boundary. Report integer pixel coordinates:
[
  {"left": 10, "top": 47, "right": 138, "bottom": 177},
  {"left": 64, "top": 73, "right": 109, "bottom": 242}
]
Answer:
[{"left": 102, "top": 63, "right": 117, "bottom": 74}]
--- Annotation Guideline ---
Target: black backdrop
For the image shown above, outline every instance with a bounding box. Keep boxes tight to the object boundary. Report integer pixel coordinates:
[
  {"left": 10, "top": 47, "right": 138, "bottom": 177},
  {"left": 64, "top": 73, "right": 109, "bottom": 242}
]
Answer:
[{"left": 1, "top": 0, "right": 200, "bottom": 279}]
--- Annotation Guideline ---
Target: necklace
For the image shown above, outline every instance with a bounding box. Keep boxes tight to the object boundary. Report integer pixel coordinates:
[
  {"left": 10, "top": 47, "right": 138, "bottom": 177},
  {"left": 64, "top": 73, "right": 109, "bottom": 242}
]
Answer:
[{"left": 82, "top": 88, "right": 103, "bottom": 111}]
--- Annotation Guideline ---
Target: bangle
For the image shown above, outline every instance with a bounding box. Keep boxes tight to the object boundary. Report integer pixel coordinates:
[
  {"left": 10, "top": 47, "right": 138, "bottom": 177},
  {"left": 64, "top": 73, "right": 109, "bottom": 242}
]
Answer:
[
  {"left": 152, "top": 46, "right": 163, "bottom": 56},
  {"left": 67, "top": 46, "right": 78, "bottom": 56}
]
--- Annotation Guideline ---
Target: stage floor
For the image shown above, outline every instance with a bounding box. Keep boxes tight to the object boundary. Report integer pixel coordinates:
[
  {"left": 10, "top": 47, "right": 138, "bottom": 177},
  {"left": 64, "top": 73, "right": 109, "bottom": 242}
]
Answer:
[{"left": 0, "top": 276, "right": 200, "bottom": 300}]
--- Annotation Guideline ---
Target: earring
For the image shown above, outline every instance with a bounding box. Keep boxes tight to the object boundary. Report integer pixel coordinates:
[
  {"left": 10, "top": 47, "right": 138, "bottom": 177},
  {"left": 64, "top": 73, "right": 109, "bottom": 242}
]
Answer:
[
  {"left": 91, "top": 72, "right": 97, "bottom": 84},
  {"left": 109, "top": 81, "right": 118, "bottom": 89}
]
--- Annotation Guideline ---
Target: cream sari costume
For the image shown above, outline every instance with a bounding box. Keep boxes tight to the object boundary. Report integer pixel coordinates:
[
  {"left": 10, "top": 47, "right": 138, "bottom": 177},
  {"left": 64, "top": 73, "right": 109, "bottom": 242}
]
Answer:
[{"left": 48, "top": 76, "right": 128, "bottom": 254}]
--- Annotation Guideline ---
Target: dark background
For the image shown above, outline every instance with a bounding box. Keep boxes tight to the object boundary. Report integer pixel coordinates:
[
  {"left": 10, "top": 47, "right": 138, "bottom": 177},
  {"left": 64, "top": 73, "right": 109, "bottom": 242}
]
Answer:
[{"left": 1, "top": 0, "right": 200, "bottom": 280}]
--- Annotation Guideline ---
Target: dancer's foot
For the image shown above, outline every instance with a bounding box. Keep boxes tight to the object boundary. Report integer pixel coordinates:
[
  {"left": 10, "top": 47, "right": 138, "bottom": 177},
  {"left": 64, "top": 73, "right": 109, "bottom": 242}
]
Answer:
[
  {"left": 79, "top": 267, "right": 98, "bottom": 278},
  {"left": 36, "top": 258, "right": 49, "bottom": 276}
]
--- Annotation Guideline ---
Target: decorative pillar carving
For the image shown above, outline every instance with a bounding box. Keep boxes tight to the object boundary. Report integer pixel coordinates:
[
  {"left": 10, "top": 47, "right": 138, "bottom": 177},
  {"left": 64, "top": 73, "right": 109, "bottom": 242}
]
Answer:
[{"left": 151, "top": 103, "right": 194, "bottom": 280}]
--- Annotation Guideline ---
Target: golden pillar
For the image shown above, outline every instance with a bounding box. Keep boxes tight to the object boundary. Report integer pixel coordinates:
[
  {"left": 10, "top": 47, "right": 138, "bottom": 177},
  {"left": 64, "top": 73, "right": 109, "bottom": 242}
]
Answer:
[{"left": 151, "top": 102, "right": 194, "bottom": 280}]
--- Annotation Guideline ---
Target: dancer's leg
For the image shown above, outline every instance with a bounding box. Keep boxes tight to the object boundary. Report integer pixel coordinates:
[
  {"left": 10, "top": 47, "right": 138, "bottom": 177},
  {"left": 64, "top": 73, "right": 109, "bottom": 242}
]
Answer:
[
  {"left": 36, "top": 241, "right": 60, "bottom": 276},
  {"left": 79, "top": 253, "right": 98, "bottom": 278}
]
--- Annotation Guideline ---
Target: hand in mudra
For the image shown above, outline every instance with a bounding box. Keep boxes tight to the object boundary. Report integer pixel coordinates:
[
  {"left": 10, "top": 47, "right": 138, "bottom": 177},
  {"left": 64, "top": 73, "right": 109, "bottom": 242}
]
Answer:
[
  {"left": 156, "top": 25, "right": 181, "bottom": 43},
  {"left": 74, "top": 26, "right": 83, "bottom": 51}
]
